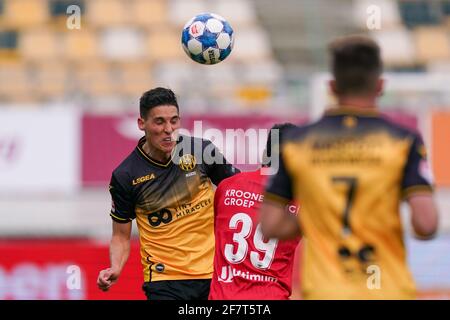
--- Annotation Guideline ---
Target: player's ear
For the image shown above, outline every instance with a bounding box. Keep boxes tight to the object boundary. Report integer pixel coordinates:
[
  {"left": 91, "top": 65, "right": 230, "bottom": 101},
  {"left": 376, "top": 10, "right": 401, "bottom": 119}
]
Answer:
[
  {"left": 376, "top": 78, "right": 384, "bottom": 97},
  {"left": 137, "top": 117, "right": 146, "bottom": 131},
  {"left": 329, "top": 79, "right": 338, "bottom": 96}
]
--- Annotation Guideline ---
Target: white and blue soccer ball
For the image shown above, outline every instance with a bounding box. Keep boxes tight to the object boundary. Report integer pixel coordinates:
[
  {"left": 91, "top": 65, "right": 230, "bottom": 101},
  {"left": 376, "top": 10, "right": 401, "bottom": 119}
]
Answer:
[{"left": 181, "top": 13, "right": 234, "bottom": 65}]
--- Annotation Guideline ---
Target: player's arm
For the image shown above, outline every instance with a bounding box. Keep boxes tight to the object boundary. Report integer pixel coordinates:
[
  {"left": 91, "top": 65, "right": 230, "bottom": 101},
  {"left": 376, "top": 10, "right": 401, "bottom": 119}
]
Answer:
[
  {"left": 98, "top": 172, "right": 135, "bottom": 291},
  {"left": 402, "top": 134, "right": 439, "bottom": 240},
  {"left": 202, "top": 139, "right": 240, "bottom": 185},
  {"left": 260, "top": 148, "right": 300, "bottom": 240},
  {"left": 260, "top": 199, "right": 300, "bottom": 240},
  {"left": 408, "top": 194, "right": 438, "bottom": 239},
  {"left": 98, "top": 221, "right": 132, "bottom": 291}
]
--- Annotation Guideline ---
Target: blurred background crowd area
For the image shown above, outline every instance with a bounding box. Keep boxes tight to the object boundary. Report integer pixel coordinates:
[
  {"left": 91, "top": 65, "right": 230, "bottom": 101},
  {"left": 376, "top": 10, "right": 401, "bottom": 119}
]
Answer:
[
  {"left": 0, "top": 0, "right": 450, "bottom": 299},
  {"left": 0, "top": 0, "right": 450, "bottom": 112}
]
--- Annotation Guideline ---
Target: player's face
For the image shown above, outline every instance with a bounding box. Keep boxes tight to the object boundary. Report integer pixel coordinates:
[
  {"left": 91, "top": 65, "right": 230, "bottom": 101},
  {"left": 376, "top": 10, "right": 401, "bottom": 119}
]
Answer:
[{"left": 138, "top": 105, "right": 180, "bottom": 156}]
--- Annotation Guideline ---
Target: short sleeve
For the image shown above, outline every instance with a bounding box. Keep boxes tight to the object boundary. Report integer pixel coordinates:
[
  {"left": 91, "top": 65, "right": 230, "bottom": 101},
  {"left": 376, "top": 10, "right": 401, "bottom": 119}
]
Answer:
[
  {"left": 109, "top": 172, "right": 135, "bottom": 223},
  {"left": 401, "top": 134, "right": 434, "bottom": 199},
  {"left": 264, "top": 150, "right": 294, "bottom": 205}
]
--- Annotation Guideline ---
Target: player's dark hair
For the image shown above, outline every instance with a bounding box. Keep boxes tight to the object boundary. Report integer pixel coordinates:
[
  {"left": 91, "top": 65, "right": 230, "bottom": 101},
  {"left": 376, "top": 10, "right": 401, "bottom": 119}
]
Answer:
[
  {"left": 139, "top": 87, "right": 179, "bottom": 119},
  {"left": 329, "top": 35, "right": 382, "bottom": 96},
  {"left": 262, "top": 123, "right": 297, "bottom": 167}
]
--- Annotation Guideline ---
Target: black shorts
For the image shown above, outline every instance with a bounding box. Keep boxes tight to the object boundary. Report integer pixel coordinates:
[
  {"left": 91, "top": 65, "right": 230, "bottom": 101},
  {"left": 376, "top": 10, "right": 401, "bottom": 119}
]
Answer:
[{"left": 142, "top": 279, "right": 211, "bottom": 300}]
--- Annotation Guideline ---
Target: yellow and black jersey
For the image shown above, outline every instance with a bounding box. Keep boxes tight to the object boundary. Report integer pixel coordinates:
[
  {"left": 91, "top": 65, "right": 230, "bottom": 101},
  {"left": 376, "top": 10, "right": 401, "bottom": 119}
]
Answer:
[
  {"left": 109, "top": 135, "right": 239, "bottom": 282},
  {"left": 265, "top": 107, "right": 434, "bottom": 299}
]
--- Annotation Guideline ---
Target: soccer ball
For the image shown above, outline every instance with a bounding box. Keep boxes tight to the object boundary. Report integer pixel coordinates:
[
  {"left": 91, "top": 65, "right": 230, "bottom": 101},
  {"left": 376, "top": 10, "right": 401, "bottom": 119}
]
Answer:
[{"left": 181, "top": 13, "right": 234, "bottom": 65}]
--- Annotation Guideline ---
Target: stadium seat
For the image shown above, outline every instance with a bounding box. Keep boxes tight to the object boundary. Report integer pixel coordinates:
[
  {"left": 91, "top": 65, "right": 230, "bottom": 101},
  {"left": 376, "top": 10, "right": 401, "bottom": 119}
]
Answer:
[
  {"left": 19, "top": 29, "right": 60, "bottom": 61},
  {"left": 48, "top": 0, "right": 85, "bottom": 29},
  {"left": 168, "top": 0, "right": 208, "bottom": 27},
  {"left": 152, "top": 62, "right": 194, "bottom": 89},
  {"left": 3, "top": 0, "right": 49, "bottom": 28},
  {"left": 213, "top": 0, "right": 257, "bottom": 26},
  {"left": 414, "top": 26, "right": 450, "bottom": 64},
  {"left": 239, "top": 61, "right": 283, "bottom": 84},
  {"left": 203, "top": 62, "right": 237, "bottom": 84},
  {"left": 0, "top": 62, "right": 31, "bottom": 101},
  {"left": 117, "top": 63, "right": 154, "bottom": 97},
  {"left": 49, "top": 0, "right": 85, "bottom": 17},
  {"left": 371, "top": 27, "right": 417, "bottom": 67},
  {"left": 33, "top": 63, "right": 67, "bottom": 99},
  {"left": 63, "top": 30, "right": 99, "bottom": 61},
  {"left": 74, "top": 62, "right": 119, "bottom": 96},
  {"left": 100, "top": 28, "right": 144, "bottom": 61},
  {"left": 443, "top": 0, "right": 450, "bottom": 16},
  {"left": 131, "top": 0, "right": 168, "bottom": 28},
  {"left": 236, "top": 85, "right": 272, "bottom": 105},
  {"left": 231, "top": 27, "right": 272, "bottom": 61},
  {"left": 147, "top": 29, "right": 184, "bottom": 61},
  {"left": 0, "top": 30, "right": 18, "bottom": 59},
  {"left": 86, "top": 0, "right": 126, "bottom": 27},
  {"left": 399, "top": 0, "right": 440, "bottom": 28}
]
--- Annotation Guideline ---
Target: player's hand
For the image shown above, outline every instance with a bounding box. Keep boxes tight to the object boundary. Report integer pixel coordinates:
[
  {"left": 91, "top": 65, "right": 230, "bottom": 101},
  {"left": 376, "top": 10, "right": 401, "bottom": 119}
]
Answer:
[{"left": 97, "top": 268, "right": 119, "bottom": 292}]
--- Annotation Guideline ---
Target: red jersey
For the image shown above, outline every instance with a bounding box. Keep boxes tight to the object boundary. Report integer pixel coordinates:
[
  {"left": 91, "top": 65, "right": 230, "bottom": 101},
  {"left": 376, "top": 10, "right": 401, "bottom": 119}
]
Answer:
[{"left": 209, "top": 169, "right": 301, "bottom": 300}]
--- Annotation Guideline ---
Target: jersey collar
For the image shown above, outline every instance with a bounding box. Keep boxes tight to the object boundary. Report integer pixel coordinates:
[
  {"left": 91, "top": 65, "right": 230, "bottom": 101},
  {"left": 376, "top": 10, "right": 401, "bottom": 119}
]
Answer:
[{"left": 325, "top": 106, "right": 381, "bottom": 117}]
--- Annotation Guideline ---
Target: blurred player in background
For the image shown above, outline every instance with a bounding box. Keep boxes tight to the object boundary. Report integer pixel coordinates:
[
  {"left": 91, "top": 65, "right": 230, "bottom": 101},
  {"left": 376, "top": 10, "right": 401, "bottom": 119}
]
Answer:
[
  {"left": 209, "top": 123, "right": 301, "bottom": 300},
  {"left": 260, "top": 36, "right": 439, "bottom": 299},
  {"left": 97, "top": 87, "right": 239, "bottom": 300}
]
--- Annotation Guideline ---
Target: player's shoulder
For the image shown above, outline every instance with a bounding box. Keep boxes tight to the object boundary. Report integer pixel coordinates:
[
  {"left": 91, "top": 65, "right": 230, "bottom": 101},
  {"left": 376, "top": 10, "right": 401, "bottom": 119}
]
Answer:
[
  {"left": 176, "top": 134, "right": 217, "bottom": 153},
  {"left": 216, "top": 170, "right": 262, "bottom": 192},
  {"left": 379, "top": 115, "right": 422, "bottom": 140},
  {"left": 178, "top": 134, "right": 211, "bottom": 146},
  {"left": 111, "top": 149, "right": 139, "bottom": 183},
  {"left": 282, "top": 121, "right": 318, "bottom": 143}
]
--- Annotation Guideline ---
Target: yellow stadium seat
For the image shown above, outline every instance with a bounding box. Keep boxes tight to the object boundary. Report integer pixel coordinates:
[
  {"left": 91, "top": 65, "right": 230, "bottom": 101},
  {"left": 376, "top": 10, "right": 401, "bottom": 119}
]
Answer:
[
  {"left": 3, "top": 0, "right": 49, "bottom": 28},
  {"left": 19, "top": 29, "right": 60, "bottom": 61},
  {"left": 86, "top": 0, "right": 126, "bottom": 27},
  {"left": 131, "top": 0, "right": 168, "bottom": 27},
  {"left": 64, "top": 30, "right": 99, "bottom": 61},
  {"left": 74, "top": 62, "right": 118, "bottom": 96},
  {"left": 414, "top": 27, "right": 450, "bottom": 64},
  {"left": 231, "top": 27, "right": 272, "bottom": 62},
  {"left": 0, "top": 63, "right": 32, "bottom": 101},
  {"left": 445, "top": 17, "right": 450, "bottom": 30},
  {"left": 34, "top": 63, "right": 67, "bottom": 99},
  {"left": 118, "top": 63, "right": 154, "bottom": 97},
  {"left": 147, "top": 29, "right": 184, "bottom": 61},
  {"left": 168, "top": 0, "right": 208, "bottom": 27}
]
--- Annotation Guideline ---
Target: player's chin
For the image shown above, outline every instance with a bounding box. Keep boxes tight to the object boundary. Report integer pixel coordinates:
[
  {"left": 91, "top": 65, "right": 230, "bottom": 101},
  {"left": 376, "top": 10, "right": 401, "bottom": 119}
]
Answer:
[{"left": 160, "top": 141, "right": 176, "bottom": 152}]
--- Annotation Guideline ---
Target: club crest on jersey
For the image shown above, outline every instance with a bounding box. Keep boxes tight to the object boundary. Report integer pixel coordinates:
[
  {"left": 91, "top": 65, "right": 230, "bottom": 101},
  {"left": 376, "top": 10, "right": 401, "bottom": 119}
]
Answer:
[
  {"left": 179, "top": 154, "right": 197, "bottom": 171},
  {"left": 343, "top": 116, "right": 357, "bottom": 128}
]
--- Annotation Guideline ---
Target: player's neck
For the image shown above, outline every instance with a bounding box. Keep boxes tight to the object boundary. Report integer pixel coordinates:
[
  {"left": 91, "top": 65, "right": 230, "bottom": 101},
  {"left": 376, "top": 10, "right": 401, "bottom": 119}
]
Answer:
[
  {"left": 337, "top": 96, "right": 377, "bottom": 110},
  {"left": 142, "top": 141, "right": 172, "bottom": 163}
]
